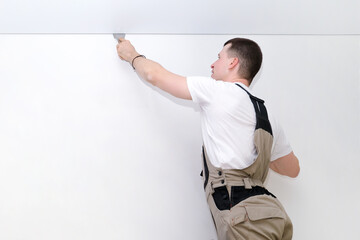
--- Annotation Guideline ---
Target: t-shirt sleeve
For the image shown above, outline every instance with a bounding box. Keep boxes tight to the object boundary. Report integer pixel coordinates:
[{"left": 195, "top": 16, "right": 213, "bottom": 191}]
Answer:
[
  {"left": 270, "top": 115, "right": 293, "bottom": 161},
  {"left": 187, "top": 76, "right": 217, "bottom": 106}
]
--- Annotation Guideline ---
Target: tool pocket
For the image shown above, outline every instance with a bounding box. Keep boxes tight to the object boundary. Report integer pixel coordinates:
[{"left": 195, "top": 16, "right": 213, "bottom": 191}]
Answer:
[
  {"left": 229, "top": 207, "right": 247, "bottom": 226},
  {"left": 246, "top": 205, "right": 285, "bottom": 221},
  {"left": 227, "top": 205, "right": 287, "bottom": 240},
  {"left": 231, "top": 205, "right": 285, "bottom": 226}
]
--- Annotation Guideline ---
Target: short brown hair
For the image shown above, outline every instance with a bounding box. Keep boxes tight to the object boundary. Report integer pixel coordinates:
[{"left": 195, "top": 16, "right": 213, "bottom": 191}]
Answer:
[{"left": 224, "top": 38, "right": 262, "bottom": 84}]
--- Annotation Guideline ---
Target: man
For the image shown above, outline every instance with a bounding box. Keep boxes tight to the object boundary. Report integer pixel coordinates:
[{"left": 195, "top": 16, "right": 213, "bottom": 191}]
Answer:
[{"left": 116, "top": 37, "right": 300, "bottom": 240}]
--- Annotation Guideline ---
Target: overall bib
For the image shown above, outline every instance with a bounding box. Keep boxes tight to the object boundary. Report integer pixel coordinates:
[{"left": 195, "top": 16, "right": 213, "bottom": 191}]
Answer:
[{"left": 201, "top": 84, "right": 293, "bottom": 240}]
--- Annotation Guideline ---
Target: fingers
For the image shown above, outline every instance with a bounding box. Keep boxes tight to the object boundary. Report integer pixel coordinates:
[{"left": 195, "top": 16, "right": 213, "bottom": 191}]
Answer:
[
  {"left": 116, "top": 38, "right": 127, "bottom": 51},
  {"left": 116, "top": 42, "right": 128, "bottom": 61},
  {"left": 116, "top": 39, "right": 135, "bottom": 62}
]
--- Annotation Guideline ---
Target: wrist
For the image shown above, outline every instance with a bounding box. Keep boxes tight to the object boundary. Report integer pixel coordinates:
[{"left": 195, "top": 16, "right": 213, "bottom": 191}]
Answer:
[
  {"left": 127, "top": 52, "right": 140, "bottom": 62},
  {"left": 131, "top": 54, "right": 146, "bottom": 70}
]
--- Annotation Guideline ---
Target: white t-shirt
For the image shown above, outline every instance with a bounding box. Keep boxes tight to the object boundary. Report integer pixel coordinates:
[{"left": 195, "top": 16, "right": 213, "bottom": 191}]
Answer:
[{"left": 187, "top": 76, "right": 292, "bottom": 170}]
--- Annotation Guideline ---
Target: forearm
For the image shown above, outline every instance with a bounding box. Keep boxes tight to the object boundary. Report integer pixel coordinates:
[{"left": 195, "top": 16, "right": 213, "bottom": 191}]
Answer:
[
  {"left": 116, "top": 39, "right": 191, "bottom": 100},
  {"left": 131, "top": 55, "right": 165, "bottom": 87}
]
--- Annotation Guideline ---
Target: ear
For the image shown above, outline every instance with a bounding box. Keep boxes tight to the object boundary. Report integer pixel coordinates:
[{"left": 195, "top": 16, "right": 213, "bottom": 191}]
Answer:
[{"left": 228, "top": 57, "right": 239, "bottom": 70}]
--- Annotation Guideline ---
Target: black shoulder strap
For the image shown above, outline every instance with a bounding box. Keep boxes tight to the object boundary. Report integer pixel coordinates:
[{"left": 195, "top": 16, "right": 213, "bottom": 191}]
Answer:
[{"left": 235, "top": 84, "right": 273, "bottom": 135}]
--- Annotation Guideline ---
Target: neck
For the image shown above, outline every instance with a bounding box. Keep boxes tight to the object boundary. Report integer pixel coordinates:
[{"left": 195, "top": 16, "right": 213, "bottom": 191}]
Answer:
[{"left": 227, "top": 77, "right": 250, "bottom": 87}]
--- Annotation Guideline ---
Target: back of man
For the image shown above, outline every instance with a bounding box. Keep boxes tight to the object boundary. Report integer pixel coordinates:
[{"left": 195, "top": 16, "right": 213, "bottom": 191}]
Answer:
[
  {"left": 186, "top": 38, "right": 298, "bottom": 239},
  {"left": 187, "top": 76, "right": 294, "bottom": 240},
  {"left": 116, "top": 37, "right": 300, "bottom": 240},
  {"left": 187, "top": 77, "right": 292, "bottom": 170}
]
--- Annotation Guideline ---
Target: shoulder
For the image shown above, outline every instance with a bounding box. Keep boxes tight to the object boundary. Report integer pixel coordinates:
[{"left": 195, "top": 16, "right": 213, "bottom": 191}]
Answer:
[
  {"left": 187, "top": 76, "right": 216, "bottom": 89},
  {"left": 187, "top": 76, "right": 225, "bottom": 105}
]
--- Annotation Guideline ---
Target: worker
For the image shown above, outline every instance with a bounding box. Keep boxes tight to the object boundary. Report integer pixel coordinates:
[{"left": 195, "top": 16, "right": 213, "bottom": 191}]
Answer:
[{"left": 116, "top": 37, "right": 300, "bottom": 240}]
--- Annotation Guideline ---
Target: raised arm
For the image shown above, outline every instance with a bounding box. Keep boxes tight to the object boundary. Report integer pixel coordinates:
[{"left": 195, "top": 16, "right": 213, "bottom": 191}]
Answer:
[
  {"left": 270, "top": 151, "right": 300, "bottom": 178},
  {"left": 116, "top": 38, "right": 191, "bottom": 100}
]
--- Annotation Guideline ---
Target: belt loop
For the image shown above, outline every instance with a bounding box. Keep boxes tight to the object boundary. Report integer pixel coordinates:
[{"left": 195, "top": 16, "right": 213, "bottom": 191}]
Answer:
[
  {"left": 244, "top": 178, "right": 252, "bottom": 189},
  {"left": 210, "top": 182, "right": 215, "bottom": 194}
]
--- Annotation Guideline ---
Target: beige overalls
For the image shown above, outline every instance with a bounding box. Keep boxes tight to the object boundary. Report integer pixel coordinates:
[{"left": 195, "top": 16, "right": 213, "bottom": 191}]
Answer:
[{"left": 201, "top": 84, "right": 293, "bottom": 240}]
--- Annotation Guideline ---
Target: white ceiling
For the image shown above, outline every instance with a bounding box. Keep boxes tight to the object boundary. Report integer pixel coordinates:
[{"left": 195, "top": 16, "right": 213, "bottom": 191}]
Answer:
[{"left": 1, "top": 0, "right": 359, "bottom": 34}]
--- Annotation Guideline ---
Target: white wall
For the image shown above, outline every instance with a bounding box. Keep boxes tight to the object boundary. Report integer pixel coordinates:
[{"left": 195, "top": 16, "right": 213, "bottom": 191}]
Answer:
[{"left": 0, "top": 34, "right": 359, "bottom": 240}]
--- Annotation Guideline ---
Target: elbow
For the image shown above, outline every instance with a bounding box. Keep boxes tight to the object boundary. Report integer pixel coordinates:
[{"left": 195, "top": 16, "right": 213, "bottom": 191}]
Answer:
[
  {"left": 289, "top": 158, "right": 300, "bottom": 178},
  {"left": 143, "top": 63, "right": 163, "bottom": 87},
  {"left": 146, "top": 69, "right": 158, "bottom": 86},
  {"left": 289, "top": 166, "right": 300, "bottom": 178},
  {"left": 295, "top": 164, "right": 300, "bottom": 177}
]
